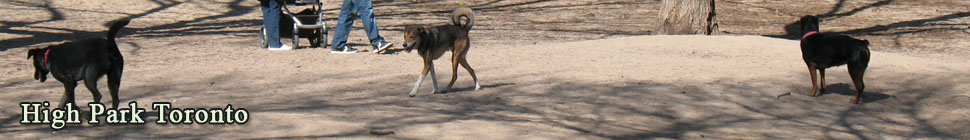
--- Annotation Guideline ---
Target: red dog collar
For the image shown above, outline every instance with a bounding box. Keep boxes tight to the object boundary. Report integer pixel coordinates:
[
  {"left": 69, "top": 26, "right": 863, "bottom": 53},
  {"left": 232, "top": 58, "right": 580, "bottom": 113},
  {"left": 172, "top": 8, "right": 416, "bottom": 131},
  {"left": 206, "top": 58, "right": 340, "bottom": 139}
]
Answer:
[
  {"left": 802, "top": 31, "right": 819, "bottom": 40},
  {"left": 44, "top": 49, "right": 51, "bottom": 68}
]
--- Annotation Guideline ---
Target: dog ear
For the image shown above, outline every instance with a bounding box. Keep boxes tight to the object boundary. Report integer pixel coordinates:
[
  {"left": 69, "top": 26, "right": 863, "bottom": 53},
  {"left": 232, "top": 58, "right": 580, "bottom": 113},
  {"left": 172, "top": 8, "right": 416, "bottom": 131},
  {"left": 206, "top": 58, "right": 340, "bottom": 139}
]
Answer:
[
  {"left": 799, "top": 16, "right": 810, "bottom": 30},
  {"left": 411, "top": 26, "right": 423, "bottom": 34},
  {"left": 798, "top": 17, "right": 806, "bottom": 30},
  {"left": 27, "top": 49, "right": 33, "bottom": 59},
  {"left": 422, "top": 26, "right": 438, "bottom": 40},
  {"left": 799, "top": 15, "right": 821, "bottom": 33},
  {"left": 405, "top": 25, "right": 421, "bottom": 32},
  {"left": 421, "top": 26, "right": 433, "bottom": 35}
]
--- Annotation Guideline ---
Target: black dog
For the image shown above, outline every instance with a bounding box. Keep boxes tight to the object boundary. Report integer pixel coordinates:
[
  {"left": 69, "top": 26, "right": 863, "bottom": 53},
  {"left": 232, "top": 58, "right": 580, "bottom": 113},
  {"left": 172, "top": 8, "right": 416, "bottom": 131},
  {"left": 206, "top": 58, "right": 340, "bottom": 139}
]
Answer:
[
  {"left": 798, "top": 15, "right": 870, "bottom": 104},
  {"left": 403, "top": 7, "right": 479, "bottom": 97},
  {"left": 27, "top": 19, "right": 130, "bottom": 108}
]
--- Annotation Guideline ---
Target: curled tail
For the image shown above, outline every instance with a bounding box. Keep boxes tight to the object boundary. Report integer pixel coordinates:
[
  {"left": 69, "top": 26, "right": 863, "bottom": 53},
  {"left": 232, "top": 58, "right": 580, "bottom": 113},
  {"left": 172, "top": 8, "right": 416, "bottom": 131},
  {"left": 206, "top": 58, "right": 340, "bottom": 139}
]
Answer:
[
  {"left": 106, "top": 19, "right": 130, "bottom": 55},
  {"left": 107, "top": 19, "right": 131, "bottom": 43},
  {"left": 452, "top": 7, "right": 474, "bottom": 31}
]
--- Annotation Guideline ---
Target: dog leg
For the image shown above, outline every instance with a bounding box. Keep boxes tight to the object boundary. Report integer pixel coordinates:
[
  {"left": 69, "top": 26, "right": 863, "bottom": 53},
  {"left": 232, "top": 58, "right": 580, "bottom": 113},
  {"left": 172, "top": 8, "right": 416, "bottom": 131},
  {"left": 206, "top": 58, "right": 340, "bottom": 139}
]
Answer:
[
  {"left": 108, "top": 67, "right": 122, "bottom": 108},
  {"left": 83, "top": 69, "right": 104, "bottom": 105},
  {"left": 58, "top": 82, "right": 79, "bottom": 109},
  {"left": 429, "top": 64, "right": 440, "bottom": 94},
  {"left": 409, "top": 64, "right": 431, "bottom": 97},
  {"left": 807, "top": 64, "right": 819, "bottom": 96},
  {"left": 83, "top": 78, "right": 103, "bottom": 105},
  {"left": 443, "top": 54, "right": 461, "bottom": 93},
  {"left": 819, "top": 69, "right": 826, "bottom": 94},
  {"left": 848, "top": 65, "right": 866, "bottom": 104},
  {"left": 459, "top": 57, "right": 480, "bottom": 90}
]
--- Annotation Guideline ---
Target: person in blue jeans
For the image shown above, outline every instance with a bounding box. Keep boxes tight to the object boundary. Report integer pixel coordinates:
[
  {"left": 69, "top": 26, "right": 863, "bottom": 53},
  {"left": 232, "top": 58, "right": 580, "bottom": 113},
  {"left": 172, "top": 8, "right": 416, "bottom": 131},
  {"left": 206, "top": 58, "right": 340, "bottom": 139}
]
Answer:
[
  {"left": 330, "top": 0, "right": 393, "bottom": 54},
  {"left": 260, "top": 0, "right": 293, "bottom": 51}
]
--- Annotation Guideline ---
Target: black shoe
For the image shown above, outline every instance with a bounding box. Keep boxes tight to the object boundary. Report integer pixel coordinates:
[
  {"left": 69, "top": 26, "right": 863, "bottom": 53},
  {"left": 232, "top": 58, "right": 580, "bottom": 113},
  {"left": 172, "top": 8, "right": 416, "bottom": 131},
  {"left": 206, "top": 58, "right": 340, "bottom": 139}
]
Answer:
[{"left": 331, "top": 46, "right": 358, "bottom": 54}]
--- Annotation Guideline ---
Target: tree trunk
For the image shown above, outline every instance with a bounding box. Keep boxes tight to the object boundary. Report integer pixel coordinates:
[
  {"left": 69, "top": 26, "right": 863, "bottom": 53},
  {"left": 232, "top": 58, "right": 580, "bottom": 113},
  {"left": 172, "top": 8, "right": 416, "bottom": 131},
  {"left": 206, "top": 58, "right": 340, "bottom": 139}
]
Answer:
[{"left": 658, "top": 0, "right": 718, "bottom": 35}]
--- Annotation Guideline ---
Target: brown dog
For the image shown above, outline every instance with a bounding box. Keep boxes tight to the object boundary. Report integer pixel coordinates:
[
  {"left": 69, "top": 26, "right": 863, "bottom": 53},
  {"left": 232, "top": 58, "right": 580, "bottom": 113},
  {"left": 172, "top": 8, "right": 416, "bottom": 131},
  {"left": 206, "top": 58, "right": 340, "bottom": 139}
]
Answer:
[{"left": 403, "top": 7, "right": 479, "bottom": 97}]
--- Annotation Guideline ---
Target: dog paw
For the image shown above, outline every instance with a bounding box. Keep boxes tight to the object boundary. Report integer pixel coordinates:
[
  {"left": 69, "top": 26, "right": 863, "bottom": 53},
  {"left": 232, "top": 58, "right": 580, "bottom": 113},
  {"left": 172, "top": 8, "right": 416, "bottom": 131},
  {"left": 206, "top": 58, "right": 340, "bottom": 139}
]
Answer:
[{"left": 850, "top": 98, "right": 860, "bottom": 104}]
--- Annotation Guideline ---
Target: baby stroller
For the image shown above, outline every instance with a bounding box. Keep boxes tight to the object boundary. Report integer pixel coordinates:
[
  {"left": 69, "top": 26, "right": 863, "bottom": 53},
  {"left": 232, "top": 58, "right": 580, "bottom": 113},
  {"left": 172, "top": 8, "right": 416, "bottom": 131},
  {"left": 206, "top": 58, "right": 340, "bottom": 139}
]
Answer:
[{"left": 259, "top": 0, "right": 328, "bottom": 48}]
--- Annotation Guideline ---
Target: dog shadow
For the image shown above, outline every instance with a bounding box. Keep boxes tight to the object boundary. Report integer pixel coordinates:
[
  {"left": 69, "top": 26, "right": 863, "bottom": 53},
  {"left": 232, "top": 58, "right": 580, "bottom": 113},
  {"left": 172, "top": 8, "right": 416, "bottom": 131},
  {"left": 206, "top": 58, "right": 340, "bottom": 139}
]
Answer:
[
  {"left": 379, "top": 48, "right": 407, "bottom": 54},
  {"left": 761, "top": 20, "right": 803, "bottom": 40},
  {"left": 439, "top": 83, "right": 515, "bottom": 94},
  {"left": 347, "top": 42, "right": 406, "bottom": 54},
  {"left": 326, "top": 43, "right": 406, "bottom": 54},
  {"left": 822, "top": 83, "right": 892, "bottom": 103}
]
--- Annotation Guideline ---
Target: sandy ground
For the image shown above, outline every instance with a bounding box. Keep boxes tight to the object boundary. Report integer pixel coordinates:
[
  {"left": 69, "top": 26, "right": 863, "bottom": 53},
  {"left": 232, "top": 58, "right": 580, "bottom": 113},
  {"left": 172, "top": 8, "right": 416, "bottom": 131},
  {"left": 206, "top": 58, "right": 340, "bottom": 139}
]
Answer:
[{"left": 2, "top": 0, "right": 970, "bottom": 139}]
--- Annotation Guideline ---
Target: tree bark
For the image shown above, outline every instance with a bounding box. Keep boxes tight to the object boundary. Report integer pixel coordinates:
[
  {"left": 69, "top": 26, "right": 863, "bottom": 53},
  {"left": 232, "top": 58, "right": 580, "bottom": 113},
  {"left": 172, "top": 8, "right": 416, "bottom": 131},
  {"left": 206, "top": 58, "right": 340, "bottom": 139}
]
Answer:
[{"left": 658, "top": 0, "right": 718, "bottom": 35}]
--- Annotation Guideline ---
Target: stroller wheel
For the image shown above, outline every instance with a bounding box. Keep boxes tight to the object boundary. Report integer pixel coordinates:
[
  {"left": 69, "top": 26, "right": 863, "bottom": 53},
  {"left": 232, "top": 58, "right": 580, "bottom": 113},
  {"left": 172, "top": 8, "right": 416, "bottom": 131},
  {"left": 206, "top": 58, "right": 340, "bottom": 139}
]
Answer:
[
  {"left": 309, "top": 32, "right": 319, "bottom": 48},
  {"left": 310, "top": 27, "right": 328, "bottom": 48},
  {"left": 293, "top": 25, "right": 300, "bottom": 48}
]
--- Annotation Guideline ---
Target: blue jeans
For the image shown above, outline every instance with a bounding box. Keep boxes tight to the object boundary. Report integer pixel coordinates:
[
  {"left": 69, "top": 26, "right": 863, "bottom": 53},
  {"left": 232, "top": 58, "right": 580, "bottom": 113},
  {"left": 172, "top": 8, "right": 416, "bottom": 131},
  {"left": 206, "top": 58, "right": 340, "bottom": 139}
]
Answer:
[
  {"left": 260, "top": 0, "right": 282, "bottom": 48},
  {"left": 331, "top": 0, "right": 385, "bottom": 49}
]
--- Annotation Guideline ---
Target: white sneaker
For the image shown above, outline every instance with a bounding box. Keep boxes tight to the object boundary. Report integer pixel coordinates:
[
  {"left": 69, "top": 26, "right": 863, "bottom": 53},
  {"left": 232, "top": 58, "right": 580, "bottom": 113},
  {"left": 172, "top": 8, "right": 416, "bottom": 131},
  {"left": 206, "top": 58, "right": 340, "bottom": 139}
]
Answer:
[
  {"left": 269, "top": 44, "right": 293, "bottom": 51},
  {"left": 373, "top": 41, "right": 393, "bottom": 54}
]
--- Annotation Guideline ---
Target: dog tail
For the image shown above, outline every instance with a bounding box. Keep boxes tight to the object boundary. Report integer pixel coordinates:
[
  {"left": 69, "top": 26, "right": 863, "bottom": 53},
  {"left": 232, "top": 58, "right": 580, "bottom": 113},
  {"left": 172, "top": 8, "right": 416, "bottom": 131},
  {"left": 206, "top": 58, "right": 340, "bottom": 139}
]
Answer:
[
  {"left": 858, "top": 40, "right": 871, "bottom": 64},
  {"left": 452, "top": 7, "right": 474, "bottom": 31},
  {"left": 107, "top": 19, "right": 131, "bottom": 43},
  {"left": 106, "top": 19, "right": 130, "bottom": 55}
]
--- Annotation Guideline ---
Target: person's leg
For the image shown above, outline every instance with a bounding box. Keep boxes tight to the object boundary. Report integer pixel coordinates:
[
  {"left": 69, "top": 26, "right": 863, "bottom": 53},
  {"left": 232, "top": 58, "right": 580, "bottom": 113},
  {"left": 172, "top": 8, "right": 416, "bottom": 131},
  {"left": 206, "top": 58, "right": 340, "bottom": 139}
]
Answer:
[
  {"left": 354, "top": 0, "right": 391, "bottom": 54},
  {"left": 260, "top": 0, "right": 282, "bottom": 48},
  {"left": 330, "top": 0, "right": 357, "bottom": 49},
  {"left": 354, "top": 0, "right": 385, "bottom": 46}
]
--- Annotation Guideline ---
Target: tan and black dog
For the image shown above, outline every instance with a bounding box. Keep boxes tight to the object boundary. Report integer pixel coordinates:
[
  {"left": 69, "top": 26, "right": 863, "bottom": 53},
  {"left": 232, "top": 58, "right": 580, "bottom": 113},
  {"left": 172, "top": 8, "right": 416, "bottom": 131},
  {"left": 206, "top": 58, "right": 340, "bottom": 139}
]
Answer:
[
  {"left": 27, "top": 19, "right": 130, "bottom": 108},
  {"left": 798, "top": 15, "right": 871, "bottom": 104},
  {"left": 403, "top": 7, "right": 479, "bottom": 97}
]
